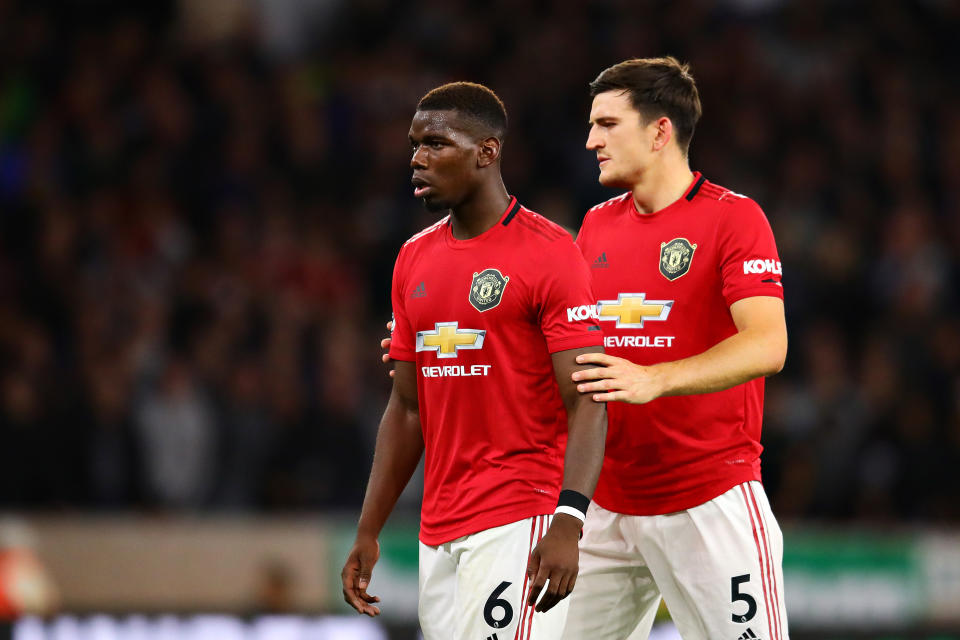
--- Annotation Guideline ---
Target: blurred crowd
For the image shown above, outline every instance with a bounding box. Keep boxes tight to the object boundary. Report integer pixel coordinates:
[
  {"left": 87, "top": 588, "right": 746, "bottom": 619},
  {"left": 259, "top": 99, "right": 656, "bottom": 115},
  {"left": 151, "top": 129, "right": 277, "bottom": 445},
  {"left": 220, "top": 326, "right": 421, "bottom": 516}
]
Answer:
[{"left": 0, "top": 0, "right": 957, "bottom": 520}]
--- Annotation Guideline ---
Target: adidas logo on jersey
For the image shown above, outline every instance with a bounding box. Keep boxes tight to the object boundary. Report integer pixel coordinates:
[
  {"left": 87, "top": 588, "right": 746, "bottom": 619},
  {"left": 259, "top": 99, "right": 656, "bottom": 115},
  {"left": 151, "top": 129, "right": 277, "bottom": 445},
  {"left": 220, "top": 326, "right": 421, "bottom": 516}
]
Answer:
[
  {"left": 592, "top": 252, "right": 610, "bottom": 268},
  {"left": 737, "top": 628, "right": 759, "bottom": 640},
  {"left": 411, "top": 281, "right": 427, "bottom": 298},
  {"left": 485, "top": 635, "right": 499, "bottom": 640}
]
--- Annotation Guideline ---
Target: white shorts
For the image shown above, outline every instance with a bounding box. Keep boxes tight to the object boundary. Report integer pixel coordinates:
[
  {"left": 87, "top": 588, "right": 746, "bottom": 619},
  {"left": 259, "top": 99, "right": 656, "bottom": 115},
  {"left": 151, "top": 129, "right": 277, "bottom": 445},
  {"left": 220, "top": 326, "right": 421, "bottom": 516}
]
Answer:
[
  {"left": 563, "top": 481, "right": 789, "bottom": 640},
  {"left": 418, "top": 514, "right": 569, "bottom": 640}
]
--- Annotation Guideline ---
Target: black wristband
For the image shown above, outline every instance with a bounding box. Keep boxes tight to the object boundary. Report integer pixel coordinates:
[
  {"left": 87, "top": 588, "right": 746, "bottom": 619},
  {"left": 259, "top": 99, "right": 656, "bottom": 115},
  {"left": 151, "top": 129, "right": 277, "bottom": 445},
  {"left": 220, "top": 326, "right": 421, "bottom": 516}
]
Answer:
[{"left": 557, "top": 489, "right": 590, "bottom": 513}]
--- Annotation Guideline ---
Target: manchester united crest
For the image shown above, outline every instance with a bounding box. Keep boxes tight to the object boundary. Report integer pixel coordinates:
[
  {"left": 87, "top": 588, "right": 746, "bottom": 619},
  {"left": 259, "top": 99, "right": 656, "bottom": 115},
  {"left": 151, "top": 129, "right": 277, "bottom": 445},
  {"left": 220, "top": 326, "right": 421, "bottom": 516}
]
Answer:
[
  {"left": 469, "top": 268, "right": 510, "bottom": 312},
  {"left": 659, "top": 238, "right": 697, "bottom": 281}
]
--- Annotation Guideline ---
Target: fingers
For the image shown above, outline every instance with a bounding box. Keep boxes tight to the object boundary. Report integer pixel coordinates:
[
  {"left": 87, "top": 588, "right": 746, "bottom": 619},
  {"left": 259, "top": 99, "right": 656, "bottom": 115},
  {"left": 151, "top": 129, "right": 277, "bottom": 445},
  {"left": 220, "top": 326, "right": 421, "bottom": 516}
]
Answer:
[
  {"left": 525, "top": 553, "right": 541, "bottom": 607},
  {"left": 381, "top": 336, "right": 394, "bottom": 374},
  {"left": 576, "top": 378, "right": 618, "bottom": 393},
  {"left": 341, "top": 568, "right": 381, "bottom": 616},
  {"left": 591, "top": 390, "right": 625, "bottom": 403},
  {"left": 381, "top": 328, "right": 393, "bottom": 372},
  {"left": 527, "top": 567, "right": 573, "bottom": 612},
  {"left": 341, "top": 546, "right": 382, "bottom": 617},
  {"left": 534, "top": 572, "right": 575, "bottom": 613},
  {"left": 344, "top": 583, "right": 381, "bottom": 616},
  {"left": 534, "top": 576, "right": 558, "bottom": 612},
  {"left": 571, "top": 366, "right": 616, "bottom": 382},
  {"left": 526, "top": 570, "right": 546, "bottom": 608},
  {"left": 575, "top": 352, "right": 620, "bottom": 367},
  {"left": 358, "top": 565, "right": 372, "bottom": 593}
]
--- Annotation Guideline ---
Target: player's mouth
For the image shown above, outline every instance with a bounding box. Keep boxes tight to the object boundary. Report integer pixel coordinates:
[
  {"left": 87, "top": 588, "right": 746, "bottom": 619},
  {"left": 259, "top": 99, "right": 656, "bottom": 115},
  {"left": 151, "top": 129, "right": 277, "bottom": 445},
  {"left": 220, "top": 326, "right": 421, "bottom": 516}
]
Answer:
[
  {"left": 411, "top": 176, "right": 432, "bottom": 198},
  {"left": 597, "top": 156, "right": 611, "bottom": 167}
]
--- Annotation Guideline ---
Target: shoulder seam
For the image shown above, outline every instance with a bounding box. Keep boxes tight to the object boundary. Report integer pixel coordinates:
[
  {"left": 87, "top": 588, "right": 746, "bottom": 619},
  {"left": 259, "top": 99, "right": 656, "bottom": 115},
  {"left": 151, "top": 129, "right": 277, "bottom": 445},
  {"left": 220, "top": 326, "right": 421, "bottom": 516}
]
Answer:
[
  {"left": 588, "top": 192, "right": 630, "bottom": 212},
  {"left": 696, "top": 183, "right": 750, "bottom": 203},
  {"left": 403, "top": 216, "right": 449, "bottom": 246},
  {"left": 515, "top": 209, "right": 569, "bottom": 241}
]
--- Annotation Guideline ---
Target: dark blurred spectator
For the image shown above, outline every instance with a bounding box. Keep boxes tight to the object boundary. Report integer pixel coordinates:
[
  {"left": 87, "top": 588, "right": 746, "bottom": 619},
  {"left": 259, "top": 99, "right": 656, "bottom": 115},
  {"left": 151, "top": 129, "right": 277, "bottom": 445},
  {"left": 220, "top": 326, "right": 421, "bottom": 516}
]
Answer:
[
  {"left": 134, "top": 357, "right": 217, "bottom": 509},
  {"left": 215, "top": 356, "right": 275, "bottom": 508},
  {"left": 80, "top": 355, "right": 142, "bottom": 508}
]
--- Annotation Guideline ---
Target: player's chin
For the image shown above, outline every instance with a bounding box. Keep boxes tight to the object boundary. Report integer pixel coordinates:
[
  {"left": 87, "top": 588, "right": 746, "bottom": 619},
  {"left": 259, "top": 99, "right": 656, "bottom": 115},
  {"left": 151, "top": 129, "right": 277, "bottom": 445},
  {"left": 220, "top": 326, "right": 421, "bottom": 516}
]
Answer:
[
  {"left": 422, "top": 194, "right": 451, "bottom": 213},
  {"left": 597, "top": 169, "right": 626, "bottom": 188}
]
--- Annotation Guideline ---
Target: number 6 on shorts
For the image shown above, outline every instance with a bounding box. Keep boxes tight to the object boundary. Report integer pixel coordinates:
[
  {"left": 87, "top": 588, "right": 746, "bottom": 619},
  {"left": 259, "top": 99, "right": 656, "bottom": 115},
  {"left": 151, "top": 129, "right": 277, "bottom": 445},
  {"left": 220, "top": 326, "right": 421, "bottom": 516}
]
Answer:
[{"left": 484, "top": 581, "right": 514, "bottom": 629}]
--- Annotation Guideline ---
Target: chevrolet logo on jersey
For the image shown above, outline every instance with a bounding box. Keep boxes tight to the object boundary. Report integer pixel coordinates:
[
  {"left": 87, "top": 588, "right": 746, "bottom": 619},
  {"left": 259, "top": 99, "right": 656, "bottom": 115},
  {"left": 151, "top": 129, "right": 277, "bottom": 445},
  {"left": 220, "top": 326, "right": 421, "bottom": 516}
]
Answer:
[
  {"left": 416, "top": 322, "right": 485, "bottom": 358},
  {"left": 598, "top": 293, "right": 673, "bottom": 328}
]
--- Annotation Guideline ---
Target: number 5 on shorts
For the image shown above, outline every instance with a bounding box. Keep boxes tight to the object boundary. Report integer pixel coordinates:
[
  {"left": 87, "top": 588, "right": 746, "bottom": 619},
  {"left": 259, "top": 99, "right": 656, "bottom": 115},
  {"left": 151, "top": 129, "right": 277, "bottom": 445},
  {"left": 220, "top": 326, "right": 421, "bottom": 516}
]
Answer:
[
  {"left": 731, "top": 574, "right": 757, "bottom": 623},
  {"left": 484, "top": 581, "right": 514, "bottom": 629}
]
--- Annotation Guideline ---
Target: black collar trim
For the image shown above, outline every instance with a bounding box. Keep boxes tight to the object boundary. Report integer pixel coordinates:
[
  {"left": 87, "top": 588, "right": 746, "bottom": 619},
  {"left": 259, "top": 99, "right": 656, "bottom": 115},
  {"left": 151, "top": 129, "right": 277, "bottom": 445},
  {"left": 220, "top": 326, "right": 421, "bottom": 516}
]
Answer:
[
  {"left": 685, "top": 175, "right": 706, "bottom": 201},
  {"left": 501, "top": 198, "right": 521, "bottom": 226}
]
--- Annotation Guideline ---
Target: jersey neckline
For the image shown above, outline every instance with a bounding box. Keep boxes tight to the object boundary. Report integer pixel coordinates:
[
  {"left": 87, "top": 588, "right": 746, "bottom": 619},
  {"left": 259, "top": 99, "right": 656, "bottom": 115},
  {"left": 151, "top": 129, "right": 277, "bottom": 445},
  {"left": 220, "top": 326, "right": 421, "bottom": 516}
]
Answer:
[
  {"left": 629, "top": 172, "right": 704, "bottom": 222},
  {"left": 444, "top": 196, "right": 519, "bottom": 248}
]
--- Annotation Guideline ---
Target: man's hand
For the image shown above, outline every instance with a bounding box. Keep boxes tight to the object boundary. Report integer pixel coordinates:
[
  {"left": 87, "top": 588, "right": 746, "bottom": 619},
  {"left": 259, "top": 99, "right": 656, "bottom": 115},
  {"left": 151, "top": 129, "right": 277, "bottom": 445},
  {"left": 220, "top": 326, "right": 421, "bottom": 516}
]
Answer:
[
  {"left": 341, "top": 536, "right": 382, "bottom": 616},
  {"left": 572, "top": 352, "right": 664, "bottom": 404},
  {"left": 381, "top": 321, "right": 395, "bottom": 378},
  {"left": 526, "top": 514, "right": 581, "bottom": 612}
]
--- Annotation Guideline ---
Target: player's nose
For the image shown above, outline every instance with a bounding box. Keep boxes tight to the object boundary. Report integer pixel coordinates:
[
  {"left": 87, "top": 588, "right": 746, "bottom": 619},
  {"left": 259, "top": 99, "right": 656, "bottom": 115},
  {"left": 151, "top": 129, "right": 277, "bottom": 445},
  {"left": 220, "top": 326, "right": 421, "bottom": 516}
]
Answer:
[
  {"left": 410, "top": 145, "right": 428, "bottom": 169},
  {"left": 585, "top": 128, "right": 603, "bottom": 150}
]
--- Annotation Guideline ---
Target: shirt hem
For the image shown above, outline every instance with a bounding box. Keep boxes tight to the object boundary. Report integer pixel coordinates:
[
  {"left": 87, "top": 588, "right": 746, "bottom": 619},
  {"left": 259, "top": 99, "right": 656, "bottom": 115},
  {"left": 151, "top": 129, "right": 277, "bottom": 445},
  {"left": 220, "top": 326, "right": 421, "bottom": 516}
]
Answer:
[
  {"left": 593, "top": 471, "right": 760, "bottom": 516},
  {"left": 419, "top": 502, "right": 554, "bottom": 546}
]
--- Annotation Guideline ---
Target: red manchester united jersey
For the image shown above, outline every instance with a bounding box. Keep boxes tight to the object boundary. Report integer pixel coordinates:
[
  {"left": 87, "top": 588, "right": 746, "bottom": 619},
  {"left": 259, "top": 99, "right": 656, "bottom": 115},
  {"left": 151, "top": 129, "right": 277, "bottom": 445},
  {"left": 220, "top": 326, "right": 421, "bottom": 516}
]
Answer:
[
  {"left": 390, "top": 197, "right": 603, "bottom": 545},
  {"left": 576, "top": 173, "right": 784, "bottom": 515}
]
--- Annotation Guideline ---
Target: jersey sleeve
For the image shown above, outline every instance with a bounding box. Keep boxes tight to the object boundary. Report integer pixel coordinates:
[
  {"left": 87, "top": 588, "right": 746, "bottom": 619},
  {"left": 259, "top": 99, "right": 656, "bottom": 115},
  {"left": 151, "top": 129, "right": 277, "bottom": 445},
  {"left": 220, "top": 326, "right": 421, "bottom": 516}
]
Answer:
[
  {"left": 535, "top": 237, "right": 604, "bottom": 354},
  {"left": 388, "top": 245, "right": 416, "bottom": 362},
  {"left": 717, "top": 198, "right": 785, "bottom": 307}
]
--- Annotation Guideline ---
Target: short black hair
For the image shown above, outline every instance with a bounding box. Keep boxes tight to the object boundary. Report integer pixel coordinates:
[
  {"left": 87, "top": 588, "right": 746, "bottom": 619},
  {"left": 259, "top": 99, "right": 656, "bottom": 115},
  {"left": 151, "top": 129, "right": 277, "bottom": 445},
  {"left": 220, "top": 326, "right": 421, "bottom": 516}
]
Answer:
[
  {"left": 417, "top": 82, "right": 508, "bottom": 141},
  {"left": 589, "top": 57, "right": 702, "bottom": 155}
]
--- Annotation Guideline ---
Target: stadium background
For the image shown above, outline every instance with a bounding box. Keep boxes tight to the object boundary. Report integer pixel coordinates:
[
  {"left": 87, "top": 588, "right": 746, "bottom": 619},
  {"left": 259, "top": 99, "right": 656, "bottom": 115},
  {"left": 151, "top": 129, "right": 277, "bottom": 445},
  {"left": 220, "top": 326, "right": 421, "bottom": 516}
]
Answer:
[{"left": 0, "top": 0, "right": 958, "bottom": 638}]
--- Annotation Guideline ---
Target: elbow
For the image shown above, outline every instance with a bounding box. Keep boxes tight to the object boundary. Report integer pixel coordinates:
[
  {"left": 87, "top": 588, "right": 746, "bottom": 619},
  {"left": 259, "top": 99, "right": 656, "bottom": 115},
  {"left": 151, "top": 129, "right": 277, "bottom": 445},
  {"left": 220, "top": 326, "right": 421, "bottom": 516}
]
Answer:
[
  {"left": 765, "top": 355, "right": 785, "bottom": 377},
  {"left": 763, "top": 336, "right": 788, "bottom": 377}
]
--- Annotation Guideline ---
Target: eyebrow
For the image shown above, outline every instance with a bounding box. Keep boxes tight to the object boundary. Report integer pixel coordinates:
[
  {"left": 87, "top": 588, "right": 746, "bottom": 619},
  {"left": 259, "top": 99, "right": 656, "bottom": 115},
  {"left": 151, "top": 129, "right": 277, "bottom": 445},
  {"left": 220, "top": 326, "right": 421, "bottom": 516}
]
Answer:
[{"left": 410, "top": 133, "right": 451, "bottom": 144}]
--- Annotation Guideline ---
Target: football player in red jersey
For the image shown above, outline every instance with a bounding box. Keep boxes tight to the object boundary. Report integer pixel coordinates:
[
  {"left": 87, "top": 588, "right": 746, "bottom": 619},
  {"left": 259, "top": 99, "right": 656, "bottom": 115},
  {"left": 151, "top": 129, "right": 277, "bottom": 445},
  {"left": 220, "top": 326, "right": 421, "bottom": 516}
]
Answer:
[
  {"left": 565, "top": 58, "right": 790, "bottom": 640},
  {"left": 342, "top": 83, "right": 607, "bottom": 640}
]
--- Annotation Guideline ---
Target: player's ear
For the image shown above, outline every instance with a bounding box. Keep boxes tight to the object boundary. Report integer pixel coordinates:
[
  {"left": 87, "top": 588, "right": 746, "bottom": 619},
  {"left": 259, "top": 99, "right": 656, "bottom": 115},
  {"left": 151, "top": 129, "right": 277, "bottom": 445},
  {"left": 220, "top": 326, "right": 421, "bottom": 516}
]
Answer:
[
  {"left": 651, "top": 117, "right": 673, "bottom": 152},
  {"left": 477, "top": 136, "right": 501, "bottom": 167}
]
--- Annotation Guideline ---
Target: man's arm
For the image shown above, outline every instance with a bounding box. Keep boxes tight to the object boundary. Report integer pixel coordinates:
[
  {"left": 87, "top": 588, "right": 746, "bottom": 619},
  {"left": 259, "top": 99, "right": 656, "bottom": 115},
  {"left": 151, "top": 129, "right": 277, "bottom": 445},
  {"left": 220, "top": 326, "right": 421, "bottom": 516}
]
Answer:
[
  {"left": 341, "top": 360, "right": 422, "bottom": 616},
  {"left": 573, "top": 296, "right": 787, "bottom": 404},
  {"left": 526, "top": 345, "right": 607, "bottom": 612}
]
